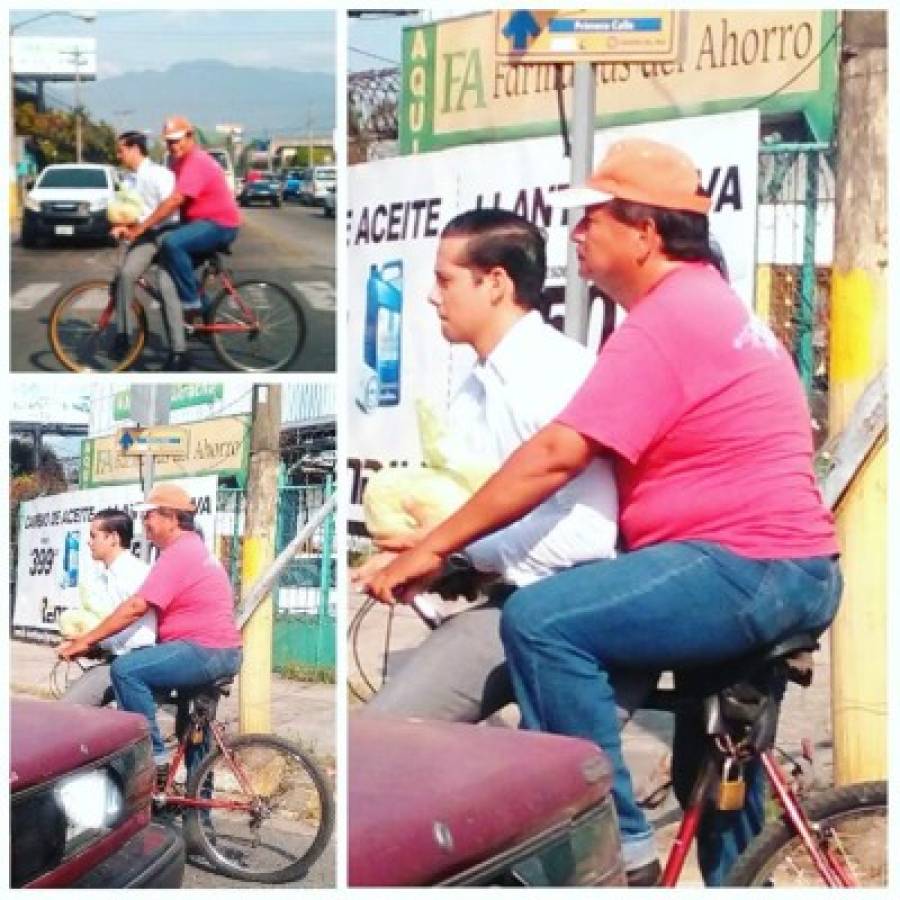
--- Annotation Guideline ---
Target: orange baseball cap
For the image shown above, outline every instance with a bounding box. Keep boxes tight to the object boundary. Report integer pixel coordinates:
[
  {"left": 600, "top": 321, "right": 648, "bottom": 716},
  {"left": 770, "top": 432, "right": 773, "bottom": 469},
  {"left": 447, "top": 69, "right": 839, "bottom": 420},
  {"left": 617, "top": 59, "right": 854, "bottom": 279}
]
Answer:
[
  {"left": 133, "top": 483, "right": 196, "bottom": 513},
  {"left": 552, "top": 138, "right": 711, "bottom": 215},
  {"left": 162, "top": 115, "right": 192, "bottom": 140}
]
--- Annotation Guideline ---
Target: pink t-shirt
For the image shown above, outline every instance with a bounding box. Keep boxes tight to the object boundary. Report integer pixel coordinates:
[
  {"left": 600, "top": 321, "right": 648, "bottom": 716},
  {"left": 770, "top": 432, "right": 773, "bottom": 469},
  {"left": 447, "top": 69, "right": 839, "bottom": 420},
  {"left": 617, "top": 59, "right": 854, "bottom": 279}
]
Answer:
[
  {"left": 172, "top": 148, "right": 241, "bottom": 228},
  {"left": 558, "top": 263, "right": 838, "bottom": 559},
  {"left": 137, "top": 531, "right": 242, "bottom": 648}
]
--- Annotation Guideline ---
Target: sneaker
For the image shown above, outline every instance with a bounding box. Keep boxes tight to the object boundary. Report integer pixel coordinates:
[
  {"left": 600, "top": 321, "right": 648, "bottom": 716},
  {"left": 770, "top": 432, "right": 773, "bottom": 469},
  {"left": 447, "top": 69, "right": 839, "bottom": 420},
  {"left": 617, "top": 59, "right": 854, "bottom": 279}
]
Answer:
[
  {"left": 626, "top": 859, "right": 662, "bottom": 887},
  {"left": 161, "top": 351, "right": 193, "bottom": 372}
]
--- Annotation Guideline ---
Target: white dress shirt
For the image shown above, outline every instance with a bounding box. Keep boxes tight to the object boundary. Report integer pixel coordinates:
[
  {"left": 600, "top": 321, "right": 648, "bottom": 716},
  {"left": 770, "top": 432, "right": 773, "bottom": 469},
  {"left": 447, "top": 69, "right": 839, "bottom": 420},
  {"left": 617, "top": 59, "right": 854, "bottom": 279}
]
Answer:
[
  {"left": 92, "top": 551, "right": 157, "bottom": 654},
  {"left": 133, "top": 157, "right": 178, "bottom": 225},
  {"left": 451, "top": 311, "right": 618, "bottom": 587}
]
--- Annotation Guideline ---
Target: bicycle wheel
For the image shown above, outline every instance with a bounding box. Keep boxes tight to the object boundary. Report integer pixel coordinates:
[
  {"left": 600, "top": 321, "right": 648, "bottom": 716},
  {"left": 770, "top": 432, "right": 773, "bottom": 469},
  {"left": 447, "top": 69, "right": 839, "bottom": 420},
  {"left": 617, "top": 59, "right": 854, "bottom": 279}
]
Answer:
[
  {"left": 182, "top": 734, "right": 334, "bottom": 884},
  {"left": 49, "top": 280, "right": 146, "bottom": 372},
  {"left": 725, "top": 780, "right": 887, "bottom": 886},
  {"left": 209, "top": 281, "right": 306, "bottom": 372}
]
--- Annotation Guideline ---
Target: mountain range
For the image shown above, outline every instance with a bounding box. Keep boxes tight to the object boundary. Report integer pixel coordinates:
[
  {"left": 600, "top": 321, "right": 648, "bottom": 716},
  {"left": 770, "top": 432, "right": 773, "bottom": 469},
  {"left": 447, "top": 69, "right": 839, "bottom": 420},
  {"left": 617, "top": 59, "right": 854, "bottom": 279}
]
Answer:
[{"left": 69, "top": 60, "right": 335, "bottom": 141}]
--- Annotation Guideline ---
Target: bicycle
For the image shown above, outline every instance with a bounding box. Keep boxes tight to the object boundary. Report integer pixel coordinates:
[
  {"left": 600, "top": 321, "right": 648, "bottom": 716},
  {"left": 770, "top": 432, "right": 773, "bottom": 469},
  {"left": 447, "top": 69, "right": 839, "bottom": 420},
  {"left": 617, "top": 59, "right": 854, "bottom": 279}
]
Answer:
[
  {"left": 645, "top": 631, "right": 886, "bottom": 887},
  {"left": 152, "top": 675, "right": 334, "bottom": 884},
  {"left": 48, "top": 246, "right": 307, "bottom": 372}
]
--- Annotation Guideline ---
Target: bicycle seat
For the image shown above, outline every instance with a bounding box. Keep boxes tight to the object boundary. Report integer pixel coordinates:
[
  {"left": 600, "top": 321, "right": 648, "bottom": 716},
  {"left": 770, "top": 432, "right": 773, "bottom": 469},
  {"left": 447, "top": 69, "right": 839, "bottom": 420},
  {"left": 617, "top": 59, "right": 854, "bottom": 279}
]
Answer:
[
  {"left": 649, "top": 631, "right": 821, "bottom": 753},
  {"left": 154, "top": 676, "right": 234, "bottom": 705}
]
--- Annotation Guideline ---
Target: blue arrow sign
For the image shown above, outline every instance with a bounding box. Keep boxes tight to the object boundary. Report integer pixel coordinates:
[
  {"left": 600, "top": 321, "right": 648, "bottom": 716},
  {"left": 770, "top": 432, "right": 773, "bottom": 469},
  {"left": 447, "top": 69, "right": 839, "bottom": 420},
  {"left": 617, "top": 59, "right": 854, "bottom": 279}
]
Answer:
[
  {"left": 502, "top": 10, "right": 541, "bottom": 51},
  {"left": 119, "top": 431, "right": 134, "bottom": 452}
]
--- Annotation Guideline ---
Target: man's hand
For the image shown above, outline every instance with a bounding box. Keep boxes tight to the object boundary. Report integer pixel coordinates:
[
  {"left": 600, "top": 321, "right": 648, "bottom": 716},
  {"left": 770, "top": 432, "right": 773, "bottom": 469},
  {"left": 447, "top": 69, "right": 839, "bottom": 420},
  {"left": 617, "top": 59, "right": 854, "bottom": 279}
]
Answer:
[
  {"left": 110, "top": 224, "right": 130, "bottom": 241},
  {"left": 57, "top": 636, "right": 94, "bottom": 661},
  {"left": 350, "top": 551, "right": 398, "bottom": 587},
  {"left": 359, "top": 545, "right": 447, "bottom": 605},
  {"left": 123, "top": 223, "right": 143, "bottom": 243}
]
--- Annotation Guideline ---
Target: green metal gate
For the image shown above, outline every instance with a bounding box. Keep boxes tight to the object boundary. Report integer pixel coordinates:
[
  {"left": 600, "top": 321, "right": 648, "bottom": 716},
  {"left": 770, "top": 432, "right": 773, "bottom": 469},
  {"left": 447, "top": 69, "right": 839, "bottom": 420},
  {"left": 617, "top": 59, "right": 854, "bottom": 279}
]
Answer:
[{"left": 216, "top": 480, "right": 336, "bottom": 677}]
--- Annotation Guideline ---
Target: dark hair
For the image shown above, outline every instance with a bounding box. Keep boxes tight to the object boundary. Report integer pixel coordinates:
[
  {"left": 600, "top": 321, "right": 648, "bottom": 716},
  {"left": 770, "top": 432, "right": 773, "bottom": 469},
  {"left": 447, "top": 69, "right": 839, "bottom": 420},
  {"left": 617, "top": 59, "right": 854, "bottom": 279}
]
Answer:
[
  {"left": 118, "top": 131, "right": 148, "bottom": 156},
  {"left": 441, "top": 208, "right": 547, "bottom": 308},
  {"left": 174, "top": 509, "right": 196, "bottom": 531},
  {"left": 93, "top": 507, "right": 133, "bottom": 548},
  {"left": 606, "top": 198, "right": 728, "bottom": 276}
]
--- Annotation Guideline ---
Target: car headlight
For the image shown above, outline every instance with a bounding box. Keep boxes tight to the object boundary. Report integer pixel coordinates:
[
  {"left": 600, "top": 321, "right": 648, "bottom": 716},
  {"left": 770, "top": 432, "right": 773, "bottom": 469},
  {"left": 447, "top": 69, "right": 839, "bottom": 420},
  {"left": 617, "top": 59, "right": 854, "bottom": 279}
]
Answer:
[
  {"left": 10, "top": 739, "right": 152, "bottom": 887},
  {"left": 55, "top": 770, "right": 124, "bottom": 830},
  {"left": 24, "top": 196, "right": 41, "bottom": 212},
  {"left": 89, "top": 198, "right": 109, "bottom": 212}
]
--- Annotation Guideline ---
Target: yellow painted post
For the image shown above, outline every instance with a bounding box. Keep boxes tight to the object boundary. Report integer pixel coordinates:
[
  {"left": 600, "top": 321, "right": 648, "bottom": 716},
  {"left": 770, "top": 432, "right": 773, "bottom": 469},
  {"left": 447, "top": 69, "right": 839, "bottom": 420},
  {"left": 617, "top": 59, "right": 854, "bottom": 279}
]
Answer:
[
  {"left": 828, "top": 12, "right": 887, "bottom": 784},
  {"left": 754, "top": 264, "right": 772, "bottom": 324},
  {"left": 239, "top": 385, "right": 282, "bottom": 735}
]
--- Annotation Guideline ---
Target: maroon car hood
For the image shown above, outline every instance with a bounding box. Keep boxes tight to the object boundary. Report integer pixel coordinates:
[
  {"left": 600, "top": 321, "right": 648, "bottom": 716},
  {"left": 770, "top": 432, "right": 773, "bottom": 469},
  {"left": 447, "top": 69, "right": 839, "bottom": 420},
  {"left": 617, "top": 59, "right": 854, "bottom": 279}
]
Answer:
[
  {"left": 349, "top": 714, "right": 613, "bottom": 887},
  {"left": 10, "top": 698, "right": 149, "bottom": 792}
]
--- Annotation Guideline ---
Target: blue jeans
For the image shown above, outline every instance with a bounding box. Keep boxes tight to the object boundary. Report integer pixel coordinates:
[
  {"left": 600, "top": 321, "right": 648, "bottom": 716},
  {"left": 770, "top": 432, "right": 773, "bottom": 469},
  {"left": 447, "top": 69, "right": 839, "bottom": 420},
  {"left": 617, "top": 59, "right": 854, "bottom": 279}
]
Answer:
[
  {"left": 156, "top": 220, "right": 238, "bottom": 304},
  {"left": 110, "top": 641, "right": 242, "bottom": 762},
  {"left": 499, "top": 541, "right": 841, "bottom": 885}
]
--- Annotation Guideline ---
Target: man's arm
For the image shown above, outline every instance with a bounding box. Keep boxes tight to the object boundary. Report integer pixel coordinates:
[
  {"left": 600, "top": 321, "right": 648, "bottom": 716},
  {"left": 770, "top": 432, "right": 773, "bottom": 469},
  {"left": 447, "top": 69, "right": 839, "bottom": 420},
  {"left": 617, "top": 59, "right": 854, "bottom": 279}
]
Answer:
[
  {"left": 361, "top": 422, "right": 598, "bottom": 603},
  {"left": 58, "top": 596, "right": 152, "bottom": 659},
  {"left": 127, "top": 192, "right": 184, "bottom": 241}
]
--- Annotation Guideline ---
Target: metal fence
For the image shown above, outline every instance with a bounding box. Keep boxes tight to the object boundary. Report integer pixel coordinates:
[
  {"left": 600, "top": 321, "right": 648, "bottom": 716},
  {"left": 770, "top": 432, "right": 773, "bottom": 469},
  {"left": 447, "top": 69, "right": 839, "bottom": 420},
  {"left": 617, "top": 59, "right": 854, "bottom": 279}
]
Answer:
[
  {"left": 756, "top": 143, "right": 836, "bottom": 448},
  {"left": 216, "top": 481, "right": 336, "bottom": 674}
]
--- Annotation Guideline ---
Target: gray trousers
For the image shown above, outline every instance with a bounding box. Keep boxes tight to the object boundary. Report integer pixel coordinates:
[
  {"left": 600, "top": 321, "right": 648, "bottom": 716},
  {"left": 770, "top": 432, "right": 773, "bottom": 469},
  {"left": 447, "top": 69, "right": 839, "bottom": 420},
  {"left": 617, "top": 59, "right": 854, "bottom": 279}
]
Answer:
[
  {"left": 363, "top": 586, "right": 658, "bottom": 724},
  {"left": 116, "top": 234, "right": 186, "bottom": 352},
  {"left": 60, "top": 661, "right": 116, "bottom": 707}
]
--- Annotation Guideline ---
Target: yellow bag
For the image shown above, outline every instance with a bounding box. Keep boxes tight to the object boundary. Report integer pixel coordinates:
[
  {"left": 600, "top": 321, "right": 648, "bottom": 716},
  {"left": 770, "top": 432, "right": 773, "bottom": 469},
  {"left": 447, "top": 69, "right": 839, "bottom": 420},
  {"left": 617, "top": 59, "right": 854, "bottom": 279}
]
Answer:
[{"left": 107, "top": 187, "right": 144, "bottom": 225}]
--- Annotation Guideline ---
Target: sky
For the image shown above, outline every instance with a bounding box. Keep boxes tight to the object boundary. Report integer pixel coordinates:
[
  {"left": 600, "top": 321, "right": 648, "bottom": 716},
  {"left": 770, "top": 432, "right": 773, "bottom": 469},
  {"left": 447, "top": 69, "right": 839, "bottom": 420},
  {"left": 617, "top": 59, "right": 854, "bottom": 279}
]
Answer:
[{"left": 9, "top": 9, "right": 336, "bottom": 79}]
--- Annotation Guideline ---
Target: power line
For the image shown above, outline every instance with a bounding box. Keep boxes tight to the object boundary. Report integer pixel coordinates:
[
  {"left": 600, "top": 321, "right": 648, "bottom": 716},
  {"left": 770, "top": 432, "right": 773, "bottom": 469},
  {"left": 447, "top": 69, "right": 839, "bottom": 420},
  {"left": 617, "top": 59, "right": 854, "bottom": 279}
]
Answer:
[{"left": 348, "top": 45, "right": 400, "bottom": 67}]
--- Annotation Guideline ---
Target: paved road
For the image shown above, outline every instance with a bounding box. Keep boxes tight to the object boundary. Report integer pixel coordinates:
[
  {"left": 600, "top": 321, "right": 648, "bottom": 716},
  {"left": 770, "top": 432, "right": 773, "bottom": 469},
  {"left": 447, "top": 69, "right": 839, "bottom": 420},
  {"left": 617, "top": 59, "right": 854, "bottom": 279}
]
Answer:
[{"left": 9, "top": 203, "right": 335, "bottom": 373}]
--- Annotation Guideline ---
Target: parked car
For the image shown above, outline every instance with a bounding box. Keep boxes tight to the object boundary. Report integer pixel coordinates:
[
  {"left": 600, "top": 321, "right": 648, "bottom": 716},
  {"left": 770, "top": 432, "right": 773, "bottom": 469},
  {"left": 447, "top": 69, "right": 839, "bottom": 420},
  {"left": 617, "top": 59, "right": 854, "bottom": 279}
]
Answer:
[
  {"left": 349, "top": 716, "right": 626, "bottom": 887},
  {"left": 322, "top": 185, "right": 336, "bottom": 218},
  {"left": 299, "top": 165, "right": 336, "bottom": 206},
  {"left": 206, "top": 148, "right": 236, "bottom": 195},
  {"left": 10, "top": 698, "right": 184, "bottom": 888},
  {"left": 238, "top": 178, "right": 282, "bottom": 208},
  {"left": 244, "top": 169, "right": 277, "bottom": 185},
  {"left": 21, "top": 163, "right": 119, "bottom": 248},
  {"left": 281, "top": 168, "right": 308, "bottom": 202}
]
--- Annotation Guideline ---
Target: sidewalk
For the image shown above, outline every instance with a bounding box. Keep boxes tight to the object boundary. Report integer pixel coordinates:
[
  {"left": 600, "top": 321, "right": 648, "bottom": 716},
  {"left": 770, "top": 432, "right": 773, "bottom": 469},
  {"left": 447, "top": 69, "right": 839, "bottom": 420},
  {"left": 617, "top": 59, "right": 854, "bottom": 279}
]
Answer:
[
  {"left": 9, "top": 638, "right": 335, "bottom": 762},
  {"left": 349, "top": 591, "right": 835, "bottom": 886}
]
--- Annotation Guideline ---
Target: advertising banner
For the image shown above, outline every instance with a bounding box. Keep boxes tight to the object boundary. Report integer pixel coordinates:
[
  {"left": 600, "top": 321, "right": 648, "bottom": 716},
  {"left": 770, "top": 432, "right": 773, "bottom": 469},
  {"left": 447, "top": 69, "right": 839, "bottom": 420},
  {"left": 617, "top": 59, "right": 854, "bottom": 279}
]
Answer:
[
  {"left": 348, "top": 110, "right": 760, "bottom": 524},
  {"left": 13, "top": 475, "right": 218, "bottom": 634},
  {"left": 401, "top": 10, "right": 836, "bottom": 153}
]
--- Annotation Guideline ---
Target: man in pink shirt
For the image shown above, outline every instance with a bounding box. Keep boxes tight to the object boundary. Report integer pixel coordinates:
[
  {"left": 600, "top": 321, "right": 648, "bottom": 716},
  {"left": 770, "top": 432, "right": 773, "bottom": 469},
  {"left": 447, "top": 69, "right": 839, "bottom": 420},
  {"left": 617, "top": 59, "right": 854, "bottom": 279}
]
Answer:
[
  {"left": 59, "top": 482, "right": 242, "bottom": 775},
  {"left": 360, "top": 139, "right": 841, "bottom": 886},
  {"left": 124, "top": 115, "right": 241, "bottom": 371}
]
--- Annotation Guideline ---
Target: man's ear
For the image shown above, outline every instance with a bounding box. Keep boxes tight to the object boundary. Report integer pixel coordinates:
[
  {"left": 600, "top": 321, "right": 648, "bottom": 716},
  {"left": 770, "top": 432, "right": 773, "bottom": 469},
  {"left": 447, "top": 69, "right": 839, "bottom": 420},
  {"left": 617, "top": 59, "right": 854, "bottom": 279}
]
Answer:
[{"left": 488, "top": 265, "right": 513, "bottom": 303}]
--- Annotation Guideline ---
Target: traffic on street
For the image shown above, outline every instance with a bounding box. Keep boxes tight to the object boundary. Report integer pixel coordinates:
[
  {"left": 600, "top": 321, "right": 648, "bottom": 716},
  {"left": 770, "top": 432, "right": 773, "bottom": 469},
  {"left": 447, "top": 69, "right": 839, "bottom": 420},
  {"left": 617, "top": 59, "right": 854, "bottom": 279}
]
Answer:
[{"left": 10, "top": 202, "right": 335, "bottom": 373}]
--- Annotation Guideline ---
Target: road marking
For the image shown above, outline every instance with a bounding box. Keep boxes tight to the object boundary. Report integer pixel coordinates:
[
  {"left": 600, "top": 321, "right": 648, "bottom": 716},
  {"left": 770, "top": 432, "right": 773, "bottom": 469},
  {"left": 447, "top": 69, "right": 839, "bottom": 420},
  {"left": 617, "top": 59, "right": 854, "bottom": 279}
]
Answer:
[
  {"left": 11, "top": 283, "right": 60, "bottom": 311},
  {"left": 293, "top": 281, "right": 335, "bottom": 311}
]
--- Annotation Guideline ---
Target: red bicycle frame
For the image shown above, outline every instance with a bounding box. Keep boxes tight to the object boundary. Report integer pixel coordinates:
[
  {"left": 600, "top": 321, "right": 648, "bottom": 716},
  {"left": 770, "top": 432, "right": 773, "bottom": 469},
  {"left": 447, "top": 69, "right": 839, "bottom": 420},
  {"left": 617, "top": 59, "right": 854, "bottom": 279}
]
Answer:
[{"left": 658, "top": 750, "right": 857, "bottom": 887}]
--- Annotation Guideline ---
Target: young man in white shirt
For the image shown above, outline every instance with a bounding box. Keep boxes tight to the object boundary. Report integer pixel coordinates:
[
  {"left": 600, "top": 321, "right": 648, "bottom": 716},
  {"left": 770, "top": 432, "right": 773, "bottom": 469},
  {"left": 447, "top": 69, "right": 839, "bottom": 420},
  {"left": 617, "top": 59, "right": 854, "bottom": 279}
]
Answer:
[
  {"left": 111, "top": 131, "right": 185, "bottom": 370},
  {"left": 354, "top": 208, "right": 621, "bottom": 721},
  {"left": 61, "top": 508, "right": 155, "bottom": 706}
]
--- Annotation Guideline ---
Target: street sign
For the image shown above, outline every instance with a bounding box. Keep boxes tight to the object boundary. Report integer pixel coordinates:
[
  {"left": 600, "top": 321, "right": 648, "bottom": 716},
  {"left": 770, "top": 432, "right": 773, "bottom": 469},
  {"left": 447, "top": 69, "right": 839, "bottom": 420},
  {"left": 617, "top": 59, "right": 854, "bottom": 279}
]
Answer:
[
  {"left": 117, "top": 426, "right": 189, "bottom": 458},
  {"left": 496, "top": 9, "right": 686, "bottom": 64}
]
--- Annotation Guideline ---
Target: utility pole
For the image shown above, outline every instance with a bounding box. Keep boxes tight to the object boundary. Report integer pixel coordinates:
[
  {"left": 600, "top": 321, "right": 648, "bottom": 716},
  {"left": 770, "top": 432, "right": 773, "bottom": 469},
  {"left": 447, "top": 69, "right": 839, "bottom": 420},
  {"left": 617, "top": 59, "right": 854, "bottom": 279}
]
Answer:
[
  {"left": 63, "top": 47, "right": 89, "bottom": 162},
  {"left": 828, "top": 11, "right": 887, "bottom": 785},
  {"left": 239, "top": 384, "right": 282, "bottom": 734}
]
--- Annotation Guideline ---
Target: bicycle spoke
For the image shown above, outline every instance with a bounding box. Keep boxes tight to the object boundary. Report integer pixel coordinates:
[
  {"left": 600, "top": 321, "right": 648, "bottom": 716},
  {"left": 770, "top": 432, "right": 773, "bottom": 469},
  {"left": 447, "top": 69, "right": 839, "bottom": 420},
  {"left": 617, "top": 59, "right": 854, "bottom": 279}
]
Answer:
[{"left": 184, "top": 735, "right": 332, "bottom": 883}]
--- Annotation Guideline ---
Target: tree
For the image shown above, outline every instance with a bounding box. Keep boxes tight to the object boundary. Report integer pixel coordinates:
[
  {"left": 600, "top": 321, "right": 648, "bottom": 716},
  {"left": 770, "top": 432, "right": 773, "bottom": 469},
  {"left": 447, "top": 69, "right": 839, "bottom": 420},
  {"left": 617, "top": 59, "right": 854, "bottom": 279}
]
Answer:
[{"left": 15, "top": 100, "right": 116, "bottom": 165}]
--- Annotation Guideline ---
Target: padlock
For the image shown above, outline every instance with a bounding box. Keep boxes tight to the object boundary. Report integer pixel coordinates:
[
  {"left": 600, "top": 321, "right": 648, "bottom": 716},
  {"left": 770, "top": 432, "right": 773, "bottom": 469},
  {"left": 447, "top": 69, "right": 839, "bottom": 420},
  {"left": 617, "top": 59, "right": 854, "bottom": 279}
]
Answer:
[
  {"left": 717, "top": 757, "right": 746, "bottom": 811},
  {"left": 191, "top": 723, "right": 205, "bottom": 745}
]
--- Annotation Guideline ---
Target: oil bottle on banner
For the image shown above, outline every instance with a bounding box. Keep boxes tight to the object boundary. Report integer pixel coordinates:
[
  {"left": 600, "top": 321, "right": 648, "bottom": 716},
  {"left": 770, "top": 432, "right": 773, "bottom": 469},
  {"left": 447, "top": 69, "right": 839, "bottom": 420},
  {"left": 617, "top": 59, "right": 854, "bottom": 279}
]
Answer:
[
  {"left": 362, "top": 261, "right": 403, "bottom": 410},
  {"left": 62, "top": 529, "right": 80, "bottom": 588}
]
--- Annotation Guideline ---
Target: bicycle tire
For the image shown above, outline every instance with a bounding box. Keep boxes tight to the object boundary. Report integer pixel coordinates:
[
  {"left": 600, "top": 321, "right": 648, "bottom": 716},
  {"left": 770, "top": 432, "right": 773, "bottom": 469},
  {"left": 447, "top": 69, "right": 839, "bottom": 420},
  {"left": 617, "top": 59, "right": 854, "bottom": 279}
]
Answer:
[
  {"left": 182, "top": 733, "right": 334, "bottom": 884},
  {"left": 724, "top": 780, "right": 887, "bottom": 886},
  {"left": 49, "top": 280, "right": 146, "bottom": 372},
  {"left": 209, "top": 280, "right": 306, "bottom": 372}
]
